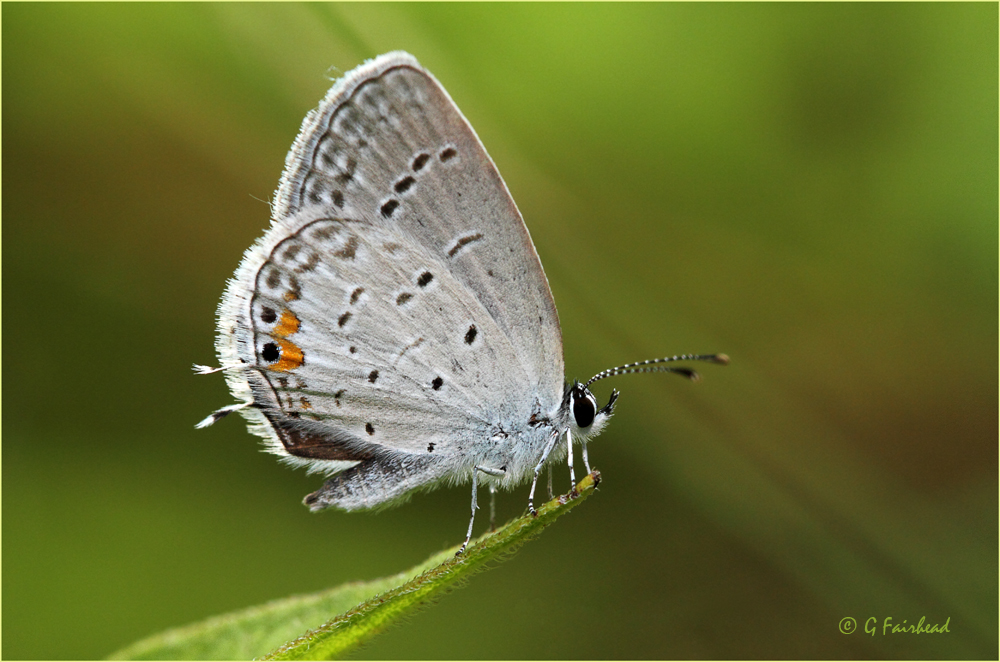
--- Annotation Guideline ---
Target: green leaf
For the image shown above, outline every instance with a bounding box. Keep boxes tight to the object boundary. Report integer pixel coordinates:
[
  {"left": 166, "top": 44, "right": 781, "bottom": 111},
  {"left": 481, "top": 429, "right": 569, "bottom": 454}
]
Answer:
[{"left": 109, "top": 471, "right": 601, "bottom": 661}]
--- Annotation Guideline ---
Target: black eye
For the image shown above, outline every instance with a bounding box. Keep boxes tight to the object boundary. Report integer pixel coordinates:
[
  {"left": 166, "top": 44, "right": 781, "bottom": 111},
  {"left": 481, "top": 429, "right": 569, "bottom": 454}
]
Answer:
[{"left": 572, "top": 386, "right": 597, "bottom": 428}]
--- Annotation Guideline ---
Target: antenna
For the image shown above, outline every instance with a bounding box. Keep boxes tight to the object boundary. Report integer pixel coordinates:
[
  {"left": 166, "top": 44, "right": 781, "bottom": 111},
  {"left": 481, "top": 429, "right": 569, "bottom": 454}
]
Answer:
[{"left": 585, "top": 353, "right": 729, "bottom": 388}]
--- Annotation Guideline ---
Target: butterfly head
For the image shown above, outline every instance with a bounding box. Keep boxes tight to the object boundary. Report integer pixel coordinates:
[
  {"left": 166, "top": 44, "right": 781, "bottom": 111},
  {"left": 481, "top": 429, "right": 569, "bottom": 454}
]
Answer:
[
  {"left": 567, "top": 352, "right": 730, "bottom": 438},
  {"left": 567, "top": 381, "right": 619, "bottom": 439}
]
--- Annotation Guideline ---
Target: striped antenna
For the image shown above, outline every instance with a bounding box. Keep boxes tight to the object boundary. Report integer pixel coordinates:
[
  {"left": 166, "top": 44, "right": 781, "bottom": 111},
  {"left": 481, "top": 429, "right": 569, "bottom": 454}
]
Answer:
[{"left": 585, "top": 353, "right": 729, "bottom": 388}]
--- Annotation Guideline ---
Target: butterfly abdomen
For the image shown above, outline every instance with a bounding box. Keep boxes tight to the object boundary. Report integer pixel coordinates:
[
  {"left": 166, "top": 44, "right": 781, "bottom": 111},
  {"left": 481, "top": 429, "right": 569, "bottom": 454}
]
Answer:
[{"left": 304, "top": 454, "right": 449, "bottom": 511}]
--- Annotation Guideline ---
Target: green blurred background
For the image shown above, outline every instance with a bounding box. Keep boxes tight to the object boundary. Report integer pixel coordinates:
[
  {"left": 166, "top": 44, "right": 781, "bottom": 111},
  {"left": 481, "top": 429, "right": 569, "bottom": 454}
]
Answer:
[{"left": 4, "top": 3, "right": 996, "bottom": 659}]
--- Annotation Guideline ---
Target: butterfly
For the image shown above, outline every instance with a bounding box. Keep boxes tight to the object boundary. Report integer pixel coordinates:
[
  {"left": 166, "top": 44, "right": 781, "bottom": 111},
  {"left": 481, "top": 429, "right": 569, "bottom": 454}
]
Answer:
[{"left": 197, "top": 51, "right": 726, "bottom": 553}]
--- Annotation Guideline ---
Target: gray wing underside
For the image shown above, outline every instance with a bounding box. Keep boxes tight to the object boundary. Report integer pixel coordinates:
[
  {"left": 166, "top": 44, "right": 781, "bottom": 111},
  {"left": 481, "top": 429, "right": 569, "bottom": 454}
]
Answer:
[
  {"left": 233, "top": 209, "right": 539, "bottom": 456},
  {"left": 215, "top": 53, "right": 565, "bottom": 490},
  {"left": 274, "top": 51, "right": 564, "bottom": 403}
]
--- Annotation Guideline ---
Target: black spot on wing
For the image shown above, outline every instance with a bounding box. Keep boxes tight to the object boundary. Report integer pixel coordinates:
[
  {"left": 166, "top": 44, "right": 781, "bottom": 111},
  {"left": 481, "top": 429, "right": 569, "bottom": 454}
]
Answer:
[
  {"left": 448, "top": 233, "right": 483, "bottom": 258},
  {"left": 412, "top": 153, "right": 430, "bottom": 171},
  {"left": 380, "top": 199, "right": 399, "bottom": 218},
  {"left": 394, "top": 176, "right": 415, "bottom": 194},
  {"left": 262, "top": 342, "right": 280, "bottom": 362}
]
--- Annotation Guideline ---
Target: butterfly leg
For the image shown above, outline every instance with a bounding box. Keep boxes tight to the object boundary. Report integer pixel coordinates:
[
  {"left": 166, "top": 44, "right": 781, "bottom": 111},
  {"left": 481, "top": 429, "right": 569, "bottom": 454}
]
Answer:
[
  {"left": 489, "top": 483, "right": 497, "bottom": 532},
  {"left": 566, "top": 430, "right": 576, "bottom": 489},
  {"left": 458, "top": 470, "right": 480, "bottom": 556},
  {"left": 458, "top": 465, "right": 506, "bottom": 555},
  {"left": 582, "top": 441, "right": 592, "bottom": 475},
  {"left": 546, "top": 464, "right": 553, "bottom": 500},
  {"left": 528, "top": 431, "right": 561, "bottom": 516}
]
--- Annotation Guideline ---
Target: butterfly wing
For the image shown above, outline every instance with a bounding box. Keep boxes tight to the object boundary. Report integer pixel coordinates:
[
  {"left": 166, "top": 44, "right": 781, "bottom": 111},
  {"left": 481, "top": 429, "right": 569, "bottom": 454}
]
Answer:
[
  {"left": 275, "top": 52, "right": 564, "bottom": 401},
  {"left": 215, "top": 53, "right": 565, "bottom": 507}
]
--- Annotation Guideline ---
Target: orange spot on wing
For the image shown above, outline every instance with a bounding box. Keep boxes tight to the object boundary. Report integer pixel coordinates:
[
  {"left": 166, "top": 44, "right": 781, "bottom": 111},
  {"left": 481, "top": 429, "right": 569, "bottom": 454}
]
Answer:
[
  {"left": 271, "top": 339, "right": 304, "bottom": 372},
  {"left": 264, "top": 309, "right": 302, "bottom": 371},
  {"left": 273, "top": 309, "right": 301, "bottom": 338}
]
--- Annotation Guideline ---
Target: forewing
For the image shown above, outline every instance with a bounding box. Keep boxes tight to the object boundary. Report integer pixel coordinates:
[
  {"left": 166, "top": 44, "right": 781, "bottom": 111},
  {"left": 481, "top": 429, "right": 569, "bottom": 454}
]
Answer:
[{"left": 273, "top": 52, "right": 564, "bottom": 407}]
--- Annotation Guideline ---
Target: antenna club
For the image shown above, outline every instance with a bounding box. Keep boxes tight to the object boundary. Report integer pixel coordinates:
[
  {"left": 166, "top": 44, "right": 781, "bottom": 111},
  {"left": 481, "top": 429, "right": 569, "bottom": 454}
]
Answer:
[{"left": 713, "top": 354, "right": 731, "bottom": 365}]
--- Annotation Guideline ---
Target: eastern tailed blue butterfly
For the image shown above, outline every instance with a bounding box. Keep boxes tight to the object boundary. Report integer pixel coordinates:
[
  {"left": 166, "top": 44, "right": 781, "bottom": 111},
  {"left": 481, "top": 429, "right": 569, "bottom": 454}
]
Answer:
[{"left": 197, "top": 52, "right": 727, "bottom": 553}]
